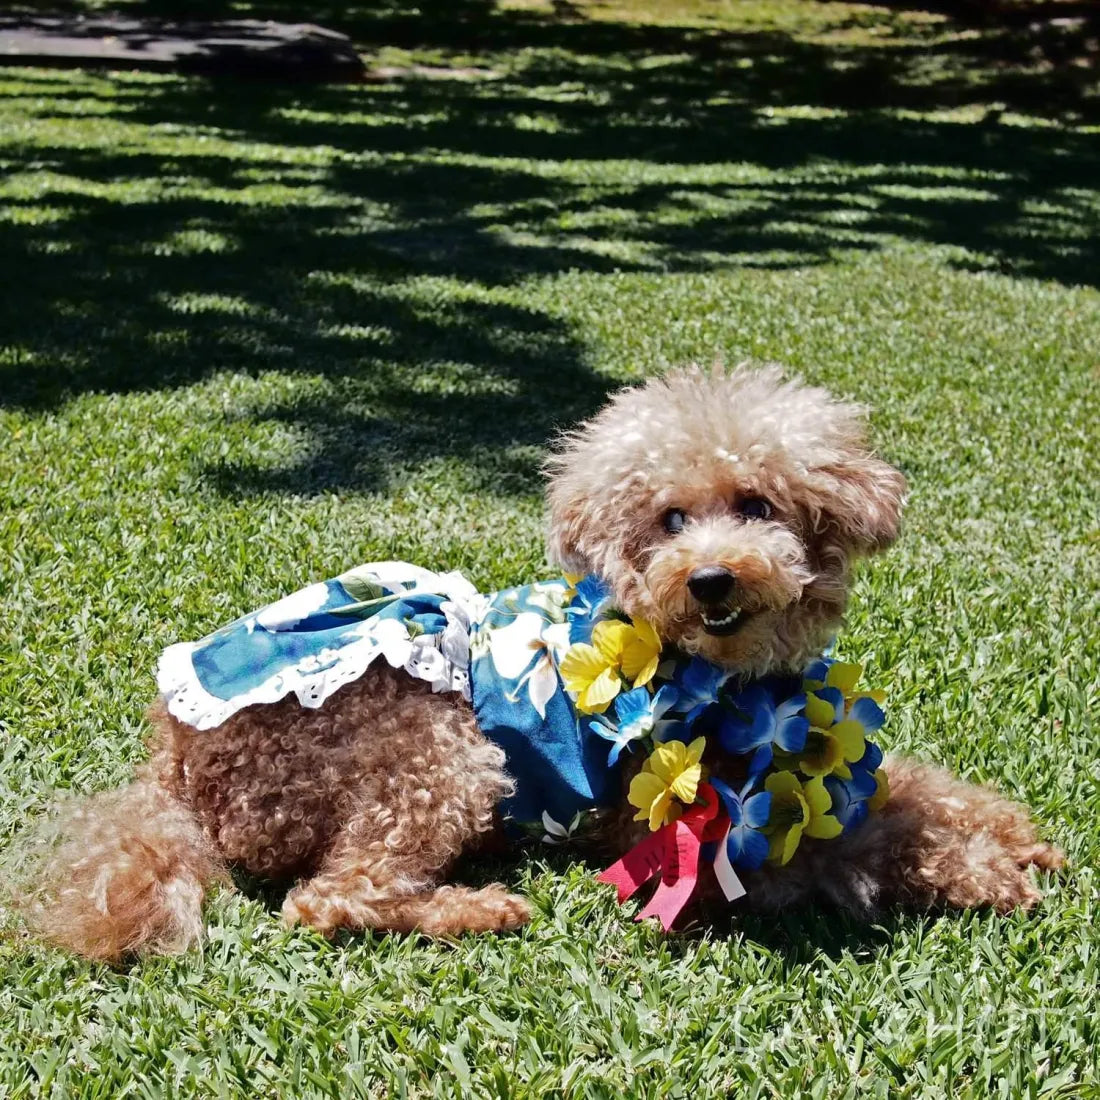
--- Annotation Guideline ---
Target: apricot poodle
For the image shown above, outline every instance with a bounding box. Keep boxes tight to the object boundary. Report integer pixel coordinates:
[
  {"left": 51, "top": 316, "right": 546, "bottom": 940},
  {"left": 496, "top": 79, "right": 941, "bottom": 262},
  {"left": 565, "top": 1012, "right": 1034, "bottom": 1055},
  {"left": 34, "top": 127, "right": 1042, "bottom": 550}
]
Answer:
[{"left": 18, "top": 365, "right": 1061, "bottom": 963}]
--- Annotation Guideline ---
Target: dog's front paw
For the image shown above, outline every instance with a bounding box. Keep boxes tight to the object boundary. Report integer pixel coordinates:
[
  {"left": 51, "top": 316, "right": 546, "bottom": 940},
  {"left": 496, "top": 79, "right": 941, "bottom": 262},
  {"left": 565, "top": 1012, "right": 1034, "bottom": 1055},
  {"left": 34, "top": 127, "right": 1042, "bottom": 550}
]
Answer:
[
  {"left": 281, "top": 892, "right": 311, "bottom": 927},
  {"left": 916, "top": 829, "right": 1058, "bottom": 914},
  {"left": 1013, "top": 840, "right": 1064, "bottom": 872},
  {"left": 881, "top": 756, "right": 1063, "bottom": 914}
]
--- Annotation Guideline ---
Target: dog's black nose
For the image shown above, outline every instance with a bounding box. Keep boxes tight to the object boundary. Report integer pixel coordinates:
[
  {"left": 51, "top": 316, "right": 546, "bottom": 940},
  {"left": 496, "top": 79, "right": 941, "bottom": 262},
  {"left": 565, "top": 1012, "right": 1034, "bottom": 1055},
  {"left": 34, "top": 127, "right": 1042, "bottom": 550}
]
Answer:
[{"left": 687, "top": 565, "right": 736, "bottom": 604}]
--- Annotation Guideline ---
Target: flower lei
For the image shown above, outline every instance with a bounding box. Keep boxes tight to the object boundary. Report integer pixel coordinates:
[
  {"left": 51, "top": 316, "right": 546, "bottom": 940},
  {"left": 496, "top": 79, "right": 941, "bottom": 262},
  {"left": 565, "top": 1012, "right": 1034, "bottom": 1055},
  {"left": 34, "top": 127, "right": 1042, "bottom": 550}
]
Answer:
[{"left": 558, "top": 577, "right": 889, "bottom": 930}]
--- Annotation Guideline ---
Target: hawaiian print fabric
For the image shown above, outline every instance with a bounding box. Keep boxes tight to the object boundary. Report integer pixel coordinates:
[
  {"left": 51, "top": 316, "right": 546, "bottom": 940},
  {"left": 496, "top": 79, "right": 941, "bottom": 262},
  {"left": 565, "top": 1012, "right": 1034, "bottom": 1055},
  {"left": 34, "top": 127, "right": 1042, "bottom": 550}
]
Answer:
[
  {"left": 157, "top": 563, "right": 617, "bottom": 825},
  {"left": 467, "top": 576, "right": 619, "bottom": 825},
  {"left": 157, "top": 562, "right": 483, "bottom": 733},
  {"left": 157, "top": 562, "right": 888, "bottom": 890}
]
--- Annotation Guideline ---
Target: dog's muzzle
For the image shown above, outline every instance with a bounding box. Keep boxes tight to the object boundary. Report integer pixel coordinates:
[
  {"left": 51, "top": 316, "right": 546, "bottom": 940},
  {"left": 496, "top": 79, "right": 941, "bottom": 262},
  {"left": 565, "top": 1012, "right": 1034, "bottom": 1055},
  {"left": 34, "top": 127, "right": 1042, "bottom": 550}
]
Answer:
[{"left": 687, "top": 565, "right": 750, "bottom": 636}]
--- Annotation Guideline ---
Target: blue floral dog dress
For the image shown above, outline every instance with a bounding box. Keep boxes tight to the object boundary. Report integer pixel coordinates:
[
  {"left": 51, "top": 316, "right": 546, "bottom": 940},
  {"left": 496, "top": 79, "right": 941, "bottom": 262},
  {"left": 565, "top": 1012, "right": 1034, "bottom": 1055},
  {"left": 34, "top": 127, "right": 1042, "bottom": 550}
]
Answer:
[{"left": 157, "top": 562, "right": 617, "bottom": 826}]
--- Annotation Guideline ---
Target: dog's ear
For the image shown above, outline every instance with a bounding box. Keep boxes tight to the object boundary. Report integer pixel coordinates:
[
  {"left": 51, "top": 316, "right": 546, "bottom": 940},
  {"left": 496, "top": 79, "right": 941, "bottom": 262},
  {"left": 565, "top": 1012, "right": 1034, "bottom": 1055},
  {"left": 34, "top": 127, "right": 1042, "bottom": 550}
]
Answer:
[
  {"left": 544, "top": 423, "right": 618, "bottom": 574},
  {"left": 545, "top": 472, "right": 596, "bottom": 573},
  {"left": 804, "top": 454, "right": 907, "bottom": 556}
]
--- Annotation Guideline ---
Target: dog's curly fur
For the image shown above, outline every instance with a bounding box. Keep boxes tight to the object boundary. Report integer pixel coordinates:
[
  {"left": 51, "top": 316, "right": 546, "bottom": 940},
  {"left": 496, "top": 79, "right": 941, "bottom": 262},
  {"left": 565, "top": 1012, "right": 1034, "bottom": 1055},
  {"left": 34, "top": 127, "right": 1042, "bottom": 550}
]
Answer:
[{"left": 17, "top": 365, "right": 1061, "bottom": 963}]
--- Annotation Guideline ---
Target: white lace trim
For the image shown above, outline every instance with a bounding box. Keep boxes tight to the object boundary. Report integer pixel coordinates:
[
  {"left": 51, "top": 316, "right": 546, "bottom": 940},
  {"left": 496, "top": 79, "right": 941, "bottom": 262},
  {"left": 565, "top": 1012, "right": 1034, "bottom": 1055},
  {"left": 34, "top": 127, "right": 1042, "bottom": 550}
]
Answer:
[{"left": 156, "top": 566, "right": 487, "bottom": 732}]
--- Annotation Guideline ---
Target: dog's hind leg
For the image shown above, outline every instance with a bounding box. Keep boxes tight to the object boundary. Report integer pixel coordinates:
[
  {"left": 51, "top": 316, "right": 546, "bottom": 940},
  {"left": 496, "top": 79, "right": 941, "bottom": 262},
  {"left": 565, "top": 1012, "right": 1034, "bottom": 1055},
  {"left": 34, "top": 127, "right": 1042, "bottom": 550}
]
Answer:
[
  {"left": 281, "top": 694, "right": 530, "bottom": 937},
  {"left": 284, "top": 875, "right": 530, "bottom": 937}
]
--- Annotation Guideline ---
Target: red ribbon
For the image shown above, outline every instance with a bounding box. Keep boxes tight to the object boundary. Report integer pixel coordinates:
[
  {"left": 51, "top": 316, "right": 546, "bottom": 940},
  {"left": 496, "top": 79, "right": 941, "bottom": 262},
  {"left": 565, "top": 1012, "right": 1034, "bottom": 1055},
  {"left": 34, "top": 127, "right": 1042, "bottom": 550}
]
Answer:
[{"left": 597, "top": 782, "right": 730, "bottom": 931}]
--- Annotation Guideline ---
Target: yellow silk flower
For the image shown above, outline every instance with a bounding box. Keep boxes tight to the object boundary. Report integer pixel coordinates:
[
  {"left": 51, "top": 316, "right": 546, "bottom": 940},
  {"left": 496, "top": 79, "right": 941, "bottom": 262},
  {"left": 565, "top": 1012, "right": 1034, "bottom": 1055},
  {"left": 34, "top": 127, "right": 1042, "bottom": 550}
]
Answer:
[
  {"left": 763, "top": 772, "right": 842, "bottom": 864},
  {"left": 798, "top": 692, "right": 867, "bottom": 778},
  {"left": 560, "top": 618, "right": 662, "bottom": 714},
  {"left": 628, "top": 736, "right": 706, "bottom": 832},
  {"left": 804, "top": 660, "right": 886, "bottom": 707}
]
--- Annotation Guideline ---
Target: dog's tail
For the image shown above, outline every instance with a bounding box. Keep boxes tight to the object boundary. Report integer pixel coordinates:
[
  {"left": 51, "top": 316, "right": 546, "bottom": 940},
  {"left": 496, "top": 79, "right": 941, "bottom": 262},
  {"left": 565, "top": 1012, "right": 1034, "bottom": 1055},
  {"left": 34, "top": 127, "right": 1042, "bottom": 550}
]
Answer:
[{"left": 10, "top": 770, "right": 228, "bottom": 964}]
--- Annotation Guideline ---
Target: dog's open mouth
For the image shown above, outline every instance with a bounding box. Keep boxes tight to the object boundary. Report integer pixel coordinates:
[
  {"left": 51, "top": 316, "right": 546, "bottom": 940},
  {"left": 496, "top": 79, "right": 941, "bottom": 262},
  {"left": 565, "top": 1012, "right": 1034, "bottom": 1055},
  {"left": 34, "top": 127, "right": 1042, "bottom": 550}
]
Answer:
[{"left": 699, "top": 604, "right": 752, "bottom": 636}]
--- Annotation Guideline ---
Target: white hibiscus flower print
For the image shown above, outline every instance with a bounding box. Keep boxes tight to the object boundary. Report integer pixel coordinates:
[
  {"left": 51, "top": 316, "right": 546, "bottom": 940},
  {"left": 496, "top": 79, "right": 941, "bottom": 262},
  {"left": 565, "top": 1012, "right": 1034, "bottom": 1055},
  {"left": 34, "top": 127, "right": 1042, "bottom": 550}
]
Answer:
[
  {"left": 541, "top": 810, "right": 584, "bottom": 846},
  {"left": 488, "top": 613, "right": 571, "bottom": 719},
  {"left": 370, "top": 617, "right": 416, "bottom": 668}
]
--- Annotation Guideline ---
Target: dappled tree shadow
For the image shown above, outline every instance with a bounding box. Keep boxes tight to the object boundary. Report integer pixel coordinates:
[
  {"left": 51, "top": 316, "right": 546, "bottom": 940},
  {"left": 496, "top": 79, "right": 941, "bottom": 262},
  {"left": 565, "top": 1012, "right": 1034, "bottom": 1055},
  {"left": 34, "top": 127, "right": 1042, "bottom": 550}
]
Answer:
[{"left": 1, "top": 0, "right": 1096, "bottom": 495}]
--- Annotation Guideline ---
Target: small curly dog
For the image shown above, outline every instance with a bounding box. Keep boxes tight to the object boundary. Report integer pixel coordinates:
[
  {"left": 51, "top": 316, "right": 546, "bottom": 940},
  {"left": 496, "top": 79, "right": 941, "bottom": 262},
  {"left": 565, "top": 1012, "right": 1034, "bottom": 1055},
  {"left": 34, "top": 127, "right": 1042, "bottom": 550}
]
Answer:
[{"left": 20, "top": 365, "right": 1061, "bottom": 963}]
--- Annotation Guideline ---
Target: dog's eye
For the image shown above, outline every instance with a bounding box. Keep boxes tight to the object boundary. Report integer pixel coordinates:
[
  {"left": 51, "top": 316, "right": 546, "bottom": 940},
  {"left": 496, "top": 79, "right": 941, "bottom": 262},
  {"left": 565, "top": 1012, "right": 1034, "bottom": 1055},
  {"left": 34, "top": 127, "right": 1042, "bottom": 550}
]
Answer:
[
  {"left": 663, "top": 509, "right": 686, "bottom": 535},
  {"left": 737, "top": 498, "right": 772, "bottom": 520}
]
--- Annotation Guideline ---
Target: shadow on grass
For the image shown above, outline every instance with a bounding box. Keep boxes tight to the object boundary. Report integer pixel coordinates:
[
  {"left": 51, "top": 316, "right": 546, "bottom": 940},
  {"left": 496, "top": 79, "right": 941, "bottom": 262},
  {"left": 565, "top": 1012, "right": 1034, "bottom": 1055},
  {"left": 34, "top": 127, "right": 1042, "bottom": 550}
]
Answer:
[
  {"left": 448, "top": 838, "right": 911, "bottom": 965},
  {"left": 229, "top": 837, "right": 908, "bottom": 964},
  {"left": 2, "top": 0, "right": 1097, "bottom": 493}
]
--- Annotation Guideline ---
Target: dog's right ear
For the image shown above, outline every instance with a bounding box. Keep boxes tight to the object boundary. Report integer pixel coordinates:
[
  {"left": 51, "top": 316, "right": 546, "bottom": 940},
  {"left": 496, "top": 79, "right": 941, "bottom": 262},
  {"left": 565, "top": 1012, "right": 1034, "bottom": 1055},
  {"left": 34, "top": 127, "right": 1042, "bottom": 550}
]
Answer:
[
  {"left": 543, "top": 388, "right": 639, "bottom": 578},
  {"left": 544, "top": 459, "right": 595, "bottom": 574}
]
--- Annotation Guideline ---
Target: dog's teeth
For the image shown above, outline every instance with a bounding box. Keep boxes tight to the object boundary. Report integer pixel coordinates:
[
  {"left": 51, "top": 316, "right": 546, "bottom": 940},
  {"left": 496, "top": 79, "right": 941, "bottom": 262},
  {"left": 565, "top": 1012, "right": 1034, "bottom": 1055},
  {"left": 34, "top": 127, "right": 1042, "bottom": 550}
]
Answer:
[{"left": 702, "top": 608, "right": 742, "bottom": 627}]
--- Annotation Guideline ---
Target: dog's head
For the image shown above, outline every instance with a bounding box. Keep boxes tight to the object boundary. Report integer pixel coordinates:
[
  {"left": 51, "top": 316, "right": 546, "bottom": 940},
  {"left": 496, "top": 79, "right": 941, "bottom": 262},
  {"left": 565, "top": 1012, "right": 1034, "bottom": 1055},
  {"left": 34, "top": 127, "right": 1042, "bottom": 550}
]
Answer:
[{"left": 545, "top": 365, "right": 906, "bottom": 674}]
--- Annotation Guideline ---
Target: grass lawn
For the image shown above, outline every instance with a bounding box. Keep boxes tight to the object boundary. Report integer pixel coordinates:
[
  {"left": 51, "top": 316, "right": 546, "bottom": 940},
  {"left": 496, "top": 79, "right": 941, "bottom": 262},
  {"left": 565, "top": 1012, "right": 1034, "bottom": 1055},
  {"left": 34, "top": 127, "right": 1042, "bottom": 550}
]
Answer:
[{"left": 1, "top": 0, "right": 1098, "bottom": 1095}]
